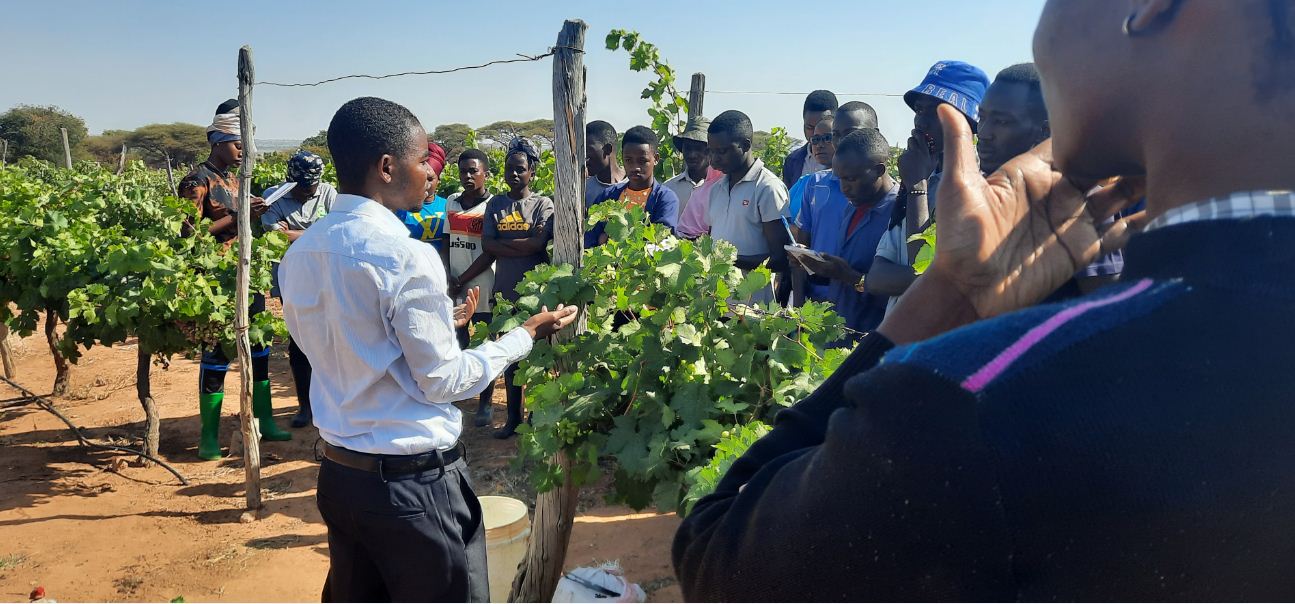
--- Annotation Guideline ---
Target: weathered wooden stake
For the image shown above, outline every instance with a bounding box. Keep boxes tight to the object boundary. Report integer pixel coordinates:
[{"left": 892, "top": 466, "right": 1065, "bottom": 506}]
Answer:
[
  {"left": 0, "top": 324, "right": 14, "bottom": 379},
  {"left": 60, "top": 127, "right": 72, "bottom": 169},
  {"left": 1, "top": 139, "right": 8, "bottom": 167},
  {"left": 688, "top": 73, "right": 706, "bottom": 122},
  {"left": 509, "top": 18, "right": 587, "bottom": 604},
  {"left": 117, "top": 144, "right": 128, "bottom": 175},
  {"left": 235, "top": 45, "right": 262, "bottom": 512},
  {"left": 165, "top": 156, "right": 177, "bottom": 197}
]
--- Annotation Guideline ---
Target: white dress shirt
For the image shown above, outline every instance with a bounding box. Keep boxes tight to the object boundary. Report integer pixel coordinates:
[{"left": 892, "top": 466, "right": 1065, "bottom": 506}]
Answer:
[{"left": 279, "top": 193, "right": 532, "bottom": 455}]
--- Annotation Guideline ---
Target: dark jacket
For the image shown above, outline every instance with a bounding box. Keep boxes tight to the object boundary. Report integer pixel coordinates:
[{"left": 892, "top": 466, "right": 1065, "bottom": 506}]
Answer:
[
  {"left": 781, "top": 144, "right": 809, "bottom": 190},
  {"left": 675, "top": 217, "right": 1295, "bottom": 601},
  {"left": 584, "top": 180, "right": 678, "bottom": 248}
]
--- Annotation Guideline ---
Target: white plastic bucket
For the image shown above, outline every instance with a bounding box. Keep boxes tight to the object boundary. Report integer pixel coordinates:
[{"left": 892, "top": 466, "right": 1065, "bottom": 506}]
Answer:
[{"left": 480, "top": 495, "right": 531, "bottom": 603}]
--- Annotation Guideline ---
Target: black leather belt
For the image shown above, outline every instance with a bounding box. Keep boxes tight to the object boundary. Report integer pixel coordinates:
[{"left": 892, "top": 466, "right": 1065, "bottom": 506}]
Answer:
[{"left": 323, "top": 442, "right": 464, "bottom": 480}]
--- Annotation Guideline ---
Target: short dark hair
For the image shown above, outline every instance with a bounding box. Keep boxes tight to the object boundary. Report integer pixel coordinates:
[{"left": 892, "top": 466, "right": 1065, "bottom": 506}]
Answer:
[
  {"left": 835, "top": 128, "right": 890, "bottom": 164},
  {"left": 587, "top": 120, "right": 618, "bottom": 148},
  {"left": 327, "top": 97, "right": 423, "bottom": 189},
  {"left": 458, "top": 148, "right": 489, "bottom": 168},
  {"left": 836, "top": 101, "right": 879, "bottom": 129},
  {"left": 994, "top": 63, "right": 1048, "bottom": 121},
  {"left": 708, "top": 110, "right": 753, "bottom": 143},
  {"left": 803, "top": 90, "right": 839, "bottom": 114},
  {"left": 621, "top": 126, "right": 659, "bottom": 150}
]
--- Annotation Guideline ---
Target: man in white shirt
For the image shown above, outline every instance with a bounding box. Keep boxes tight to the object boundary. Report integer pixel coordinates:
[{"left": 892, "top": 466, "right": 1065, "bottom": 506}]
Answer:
[
  {"left": 279, "top": 97, "right": 576, "bottom": 602},
  {"left": 706, "top": 110, "right": 792, "bottom": 305}
]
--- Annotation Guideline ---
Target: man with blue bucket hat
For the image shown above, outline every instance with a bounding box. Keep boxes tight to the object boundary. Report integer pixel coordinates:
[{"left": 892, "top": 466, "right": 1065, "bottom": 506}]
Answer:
[{"left": 866, "top": 60, "right": 989, "bottom": 312}]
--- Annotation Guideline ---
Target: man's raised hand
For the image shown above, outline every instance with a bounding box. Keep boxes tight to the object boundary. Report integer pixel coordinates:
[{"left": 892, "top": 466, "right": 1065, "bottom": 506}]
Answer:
[
  {"left": 523, "top": 305, "right": 579, "bottom": 340},
  {"left": 879, "top": 104, "right": 1144, "bottom": 344},
  {"left": 452, "top": 286, "right": 480, "bottom": 328}
]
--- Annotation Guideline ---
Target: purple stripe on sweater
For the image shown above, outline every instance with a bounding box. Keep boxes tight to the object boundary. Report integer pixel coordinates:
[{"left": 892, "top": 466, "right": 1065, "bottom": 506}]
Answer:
[{"left": 960, "top": 278, "right": 1155, "bottom": 393}]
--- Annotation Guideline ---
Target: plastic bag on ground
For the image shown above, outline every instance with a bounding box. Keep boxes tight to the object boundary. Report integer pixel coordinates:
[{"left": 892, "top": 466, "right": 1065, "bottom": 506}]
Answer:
[{"left": 551, "top": 562, "right": 646, "bottom": 603}]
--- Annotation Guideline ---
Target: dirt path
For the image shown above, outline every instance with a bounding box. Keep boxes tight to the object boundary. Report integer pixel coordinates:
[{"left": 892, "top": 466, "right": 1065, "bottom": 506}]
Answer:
[{"left": 0, "top": 331, "right": 680, "bottom": 602}]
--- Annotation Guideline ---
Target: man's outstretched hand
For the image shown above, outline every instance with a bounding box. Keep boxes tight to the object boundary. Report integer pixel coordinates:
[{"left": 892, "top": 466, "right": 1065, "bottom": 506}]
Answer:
[
  {"left": 452, "top": 286, "right": 480, "bottom": 328},
  {"left": 522, "top": 305, "right": 579, "bottom": 339},
  {"left": 879, "top": 104, "right": 1146, "bottom": 345}
]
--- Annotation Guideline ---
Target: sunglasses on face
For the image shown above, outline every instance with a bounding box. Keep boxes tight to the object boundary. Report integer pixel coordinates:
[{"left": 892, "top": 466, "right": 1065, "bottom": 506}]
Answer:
[{"left": 811, "top": 134, "right": 834, "bottom": 145}]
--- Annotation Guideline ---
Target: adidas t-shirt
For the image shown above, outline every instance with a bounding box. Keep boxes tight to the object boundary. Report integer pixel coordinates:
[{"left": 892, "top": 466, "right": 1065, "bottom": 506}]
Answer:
[
  {"left": 482, "top": 192, "right": 554, "bottom": 303},
  {"left": 445, "top": 191, "right": 495, "bottom": 312}
]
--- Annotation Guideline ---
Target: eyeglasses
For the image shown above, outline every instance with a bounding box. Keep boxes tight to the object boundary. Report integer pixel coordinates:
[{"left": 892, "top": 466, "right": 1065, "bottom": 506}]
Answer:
[{"left": 810, "top": 134, "right": 834, "bottom": 145}]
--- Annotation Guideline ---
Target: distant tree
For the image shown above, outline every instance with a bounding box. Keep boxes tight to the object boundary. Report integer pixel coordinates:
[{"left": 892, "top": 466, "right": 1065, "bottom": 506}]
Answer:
[
  {"left": 432, "top": 123, "right": 472, "bottom": 160},
  {"left": 81, "top": 129, "right": 137, "bottom": 166},
  {"left": 301, "top": 129, "right": 328, "bottom": 148},
  {"left": 126, "top": 123, "right": 209, "bottom": 168},
  {"left": 0, "top": 105, "right": 88, "bottom": 164},
  {"left": 477, "top": 119, "right": 555, "bottom": 149},
  {"left": 519, "top": 118, "right": 556, "bottom": 149},
  {"left": 299, "top": 129, "right": 330, "bottom": 161}
]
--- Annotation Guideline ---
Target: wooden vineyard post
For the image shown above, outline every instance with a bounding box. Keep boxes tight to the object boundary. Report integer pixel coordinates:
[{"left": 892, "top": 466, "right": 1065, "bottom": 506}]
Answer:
[
  {"left": 688, "top": 73, "right": 706, "bottom": 122},
  {"left": 1, "top": 138, "right": 8, "bottom": 166},
  {"left": 235, "top": 45, "right": 262, "bottom": 512},
  {"left": 60, "top": 127, "right": 72, "bottom": 169},
  {"left": 509, "top": 18, "right": 587, "bottom": 604},
  {"left": 0, "top": 324, "right": 14, "bottom": 379},
  {"left": 164, "top": 156, "right": 177, "bottom": 196},
  {"left": 117, "top": 144, "right": 128, "bottom": 175}
]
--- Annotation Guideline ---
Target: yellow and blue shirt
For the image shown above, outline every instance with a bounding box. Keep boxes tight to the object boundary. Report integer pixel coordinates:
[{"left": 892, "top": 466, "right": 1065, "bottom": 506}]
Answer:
[{"left": 396, "top": 196, "right": 449, "bottom": 251}]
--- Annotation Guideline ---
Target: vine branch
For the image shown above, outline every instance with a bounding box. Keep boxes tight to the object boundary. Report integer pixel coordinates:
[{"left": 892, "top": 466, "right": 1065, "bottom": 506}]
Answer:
[{"left": 0, "top": 375, "right": 189, "bottom": 485}]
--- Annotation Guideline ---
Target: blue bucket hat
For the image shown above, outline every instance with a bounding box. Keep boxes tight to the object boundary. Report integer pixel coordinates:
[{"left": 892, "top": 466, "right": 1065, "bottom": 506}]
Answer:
[{"left": 904, "top": 61, "right": 991, "bottom": 129}]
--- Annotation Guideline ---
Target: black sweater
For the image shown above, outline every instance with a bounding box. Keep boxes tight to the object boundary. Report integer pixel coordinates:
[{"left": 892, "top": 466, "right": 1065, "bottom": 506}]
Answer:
[{"left": 674, "top": 217, "right": 1295, "bottom": 601}]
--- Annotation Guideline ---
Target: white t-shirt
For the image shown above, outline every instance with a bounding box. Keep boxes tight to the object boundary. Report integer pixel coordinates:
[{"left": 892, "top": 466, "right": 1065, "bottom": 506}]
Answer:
[{"left": 445, "top": 192, "right": 496, "bottom": 313}]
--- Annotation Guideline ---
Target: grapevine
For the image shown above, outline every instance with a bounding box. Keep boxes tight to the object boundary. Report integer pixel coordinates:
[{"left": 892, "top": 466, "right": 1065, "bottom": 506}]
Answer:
[
  {"left": 484, "top": 202, "right": 848, "bottom": 512},
  {"left": 0, "top": 159, "right": 285, "bottom": 456}
]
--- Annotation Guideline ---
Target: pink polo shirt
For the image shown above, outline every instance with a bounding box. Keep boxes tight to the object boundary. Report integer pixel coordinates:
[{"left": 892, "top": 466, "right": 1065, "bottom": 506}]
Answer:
[{"left": 676, "top": 167, "right": 724, "bottom": 239}]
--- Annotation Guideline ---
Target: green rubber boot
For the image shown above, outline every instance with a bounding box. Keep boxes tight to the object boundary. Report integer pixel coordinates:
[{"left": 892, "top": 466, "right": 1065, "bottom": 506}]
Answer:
[
  {"left": 198, "top": 392, "right": 224, "bottom": 461},
  {"left": 253, "top": 380, "right": 292, "bottom": 442}
]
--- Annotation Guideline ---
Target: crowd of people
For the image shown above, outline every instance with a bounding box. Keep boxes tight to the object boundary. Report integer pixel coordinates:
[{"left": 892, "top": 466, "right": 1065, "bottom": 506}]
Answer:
[
  {"left": 183, "top": 56, "right": 1028, "bottom": 450},
  {"left": 170, "top": 0, "right": 1295, "bottom": 599}
]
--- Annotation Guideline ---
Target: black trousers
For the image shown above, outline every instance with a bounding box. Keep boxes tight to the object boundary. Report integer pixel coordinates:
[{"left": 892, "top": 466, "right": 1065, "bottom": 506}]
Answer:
[
  {"left": 288, "top": 337, "right": 312, "bottom": 406},
  {"left": 317, "top": 456, "right": 488, "bottom": 602}
]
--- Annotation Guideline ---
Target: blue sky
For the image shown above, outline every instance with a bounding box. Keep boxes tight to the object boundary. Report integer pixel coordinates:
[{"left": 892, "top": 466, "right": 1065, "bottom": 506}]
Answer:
[{"left": 2, "top": 0, "right": 1044, "bottom": 147}]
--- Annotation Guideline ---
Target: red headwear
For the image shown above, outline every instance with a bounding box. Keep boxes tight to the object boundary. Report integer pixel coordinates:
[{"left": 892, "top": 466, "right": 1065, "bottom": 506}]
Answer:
[{"left": 427, "top": 142, "right": 447, "bottom": 176}]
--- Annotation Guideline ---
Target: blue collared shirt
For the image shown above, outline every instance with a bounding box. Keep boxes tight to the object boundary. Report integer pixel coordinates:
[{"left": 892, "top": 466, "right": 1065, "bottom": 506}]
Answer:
[
  {"left": 279, "top": 194, "right": 533, "bottom": 455},
  {"left": 796, "top": 172, "right": 898, "bottom": 333}
]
